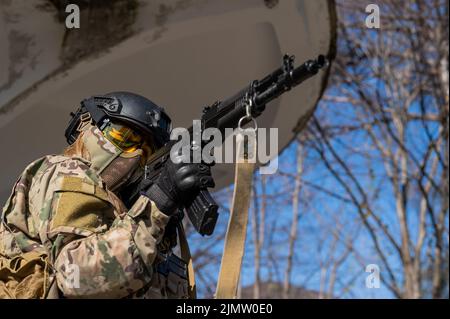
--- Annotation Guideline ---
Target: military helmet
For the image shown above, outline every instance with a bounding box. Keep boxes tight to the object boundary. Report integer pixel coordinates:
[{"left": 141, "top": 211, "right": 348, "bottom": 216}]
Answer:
[{"left": 65, "top": 91, "right": 172, "bottom": 148}]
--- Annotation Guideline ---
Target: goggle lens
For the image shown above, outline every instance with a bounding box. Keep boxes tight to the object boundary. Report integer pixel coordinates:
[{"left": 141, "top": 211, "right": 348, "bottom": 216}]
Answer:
[{"left": 102, "top": 122, "right": 143, "bottom": 152}]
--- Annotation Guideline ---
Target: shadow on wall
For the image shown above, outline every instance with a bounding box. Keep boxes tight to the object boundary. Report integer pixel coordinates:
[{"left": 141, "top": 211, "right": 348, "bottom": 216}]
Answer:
[{"left": 42, "top": 0, "right": 139, "bottom": 66}]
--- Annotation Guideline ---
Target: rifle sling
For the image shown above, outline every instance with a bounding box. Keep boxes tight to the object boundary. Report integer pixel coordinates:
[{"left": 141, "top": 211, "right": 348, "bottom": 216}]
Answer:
[
  {"left": 177, "top": 222, "right": 197, "bottom": 299},
  {"left": 215, "top": 131, "right": 256, "bottom": 299}
]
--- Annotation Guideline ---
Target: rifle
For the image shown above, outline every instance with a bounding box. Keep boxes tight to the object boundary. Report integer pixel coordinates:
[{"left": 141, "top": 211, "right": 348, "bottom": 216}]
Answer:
[{"left": 123, "top": 54, "right": 327, "bottom": 236}]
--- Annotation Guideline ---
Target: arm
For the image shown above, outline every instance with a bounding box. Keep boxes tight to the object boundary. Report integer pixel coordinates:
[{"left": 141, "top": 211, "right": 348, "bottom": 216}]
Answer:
[
  {"left": 31, "top": 159, "right": 170, "bottom": 298},
  {"left": 52, "top": 194, "right": 169, "bottom": 298}
]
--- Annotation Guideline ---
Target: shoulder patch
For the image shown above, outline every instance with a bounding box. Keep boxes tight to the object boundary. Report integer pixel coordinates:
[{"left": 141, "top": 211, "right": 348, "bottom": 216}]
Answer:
[
  {"left": 55, "top": 176, "right": 109, "bottom": 202},
  {"left": 50, "top": 176, "right": 114, "bottom": 234}
]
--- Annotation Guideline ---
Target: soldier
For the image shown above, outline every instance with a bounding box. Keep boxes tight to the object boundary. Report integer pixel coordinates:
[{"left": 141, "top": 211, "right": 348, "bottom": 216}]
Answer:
[{"left": 0, "top": 92, "right": 214, "bottom": 299}]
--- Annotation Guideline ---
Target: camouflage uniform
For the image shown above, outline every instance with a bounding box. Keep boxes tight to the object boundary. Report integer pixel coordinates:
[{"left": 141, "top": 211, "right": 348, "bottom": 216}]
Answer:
[{"left": 0, "top": 125, "right": 192, "bottom": 299}]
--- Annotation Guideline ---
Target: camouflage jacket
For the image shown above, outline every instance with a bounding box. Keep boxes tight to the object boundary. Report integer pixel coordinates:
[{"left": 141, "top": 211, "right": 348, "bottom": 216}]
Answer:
[{"left": 0, "top": 155, "right": 191, "bottom": 298}]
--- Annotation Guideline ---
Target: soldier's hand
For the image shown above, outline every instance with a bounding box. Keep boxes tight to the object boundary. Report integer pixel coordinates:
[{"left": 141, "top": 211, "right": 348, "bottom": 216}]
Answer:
[{"left": 145, "top": 159, "right": 215, "bottom": 216}]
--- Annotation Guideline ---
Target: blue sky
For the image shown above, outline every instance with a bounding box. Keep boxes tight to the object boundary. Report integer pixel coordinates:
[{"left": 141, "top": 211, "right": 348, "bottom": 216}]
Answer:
[{"left": 188, "top": 1, "right": 449, "bottom": 298}]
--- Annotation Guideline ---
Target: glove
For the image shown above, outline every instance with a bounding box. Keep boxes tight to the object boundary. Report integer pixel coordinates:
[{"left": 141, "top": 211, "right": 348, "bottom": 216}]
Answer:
[{"left": 145, "top": 160, "right": 215, "bottom": 216}]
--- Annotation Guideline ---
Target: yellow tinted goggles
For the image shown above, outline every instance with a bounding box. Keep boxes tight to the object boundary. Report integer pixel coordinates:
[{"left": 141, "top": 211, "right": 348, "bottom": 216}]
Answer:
[{"left": 102, "top": 122, "right": 155, "bottom": 160}]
